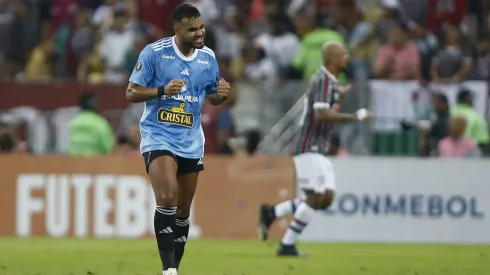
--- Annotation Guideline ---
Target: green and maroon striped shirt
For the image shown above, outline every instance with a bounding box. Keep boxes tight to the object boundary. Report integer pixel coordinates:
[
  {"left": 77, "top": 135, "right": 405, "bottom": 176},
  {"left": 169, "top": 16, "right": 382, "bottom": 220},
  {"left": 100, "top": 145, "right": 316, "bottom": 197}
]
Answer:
[{"left": 292, "top": 66, "right": 338, "bottom": 156}]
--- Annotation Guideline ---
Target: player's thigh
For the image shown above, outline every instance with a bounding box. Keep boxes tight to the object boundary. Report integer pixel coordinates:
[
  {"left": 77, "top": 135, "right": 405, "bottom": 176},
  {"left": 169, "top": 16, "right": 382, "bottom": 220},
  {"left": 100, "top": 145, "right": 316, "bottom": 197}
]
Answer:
[
  {"left": 143, "top": 150, "right": 179, "bottom": 205},
  {"left": 293, "top": 153, "right": 329, "bottom": 191},
  {"left": 175, "top": 157, "right": 203, "bottom": 216},
  {"left": 294, "top": 153, "right": 329, "bottom": 209},
  {"left": 319, "top": 156, "right": 336, "bottom": 208}
]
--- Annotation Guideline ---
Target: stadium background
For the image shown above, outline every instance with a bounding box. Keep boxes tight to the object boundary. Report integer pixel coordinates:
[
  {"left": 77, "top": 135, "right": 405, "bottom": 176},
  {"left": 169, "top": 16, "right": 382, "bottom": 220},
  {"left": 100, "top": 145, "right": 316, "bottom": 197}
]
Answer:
[{"left": 0, "top": 0, "right": 489, "bottom": 274}]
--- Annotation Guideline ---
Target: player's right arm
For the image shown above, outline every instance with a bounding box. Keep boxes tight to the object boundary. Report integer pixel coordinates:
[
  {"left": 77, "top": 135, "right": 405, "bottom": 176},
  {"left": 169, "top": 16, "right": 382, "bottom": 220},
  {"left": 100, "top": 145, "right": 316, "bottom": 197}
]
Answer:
[
  {"left": 314, "top": 106, "right": 372, "bottom": 123},
  {"left": 310, "top": 75, "right": 372, "bottom": 123},
  {"left": 126, "top": 45, "right": 183, "bottom": 102}
]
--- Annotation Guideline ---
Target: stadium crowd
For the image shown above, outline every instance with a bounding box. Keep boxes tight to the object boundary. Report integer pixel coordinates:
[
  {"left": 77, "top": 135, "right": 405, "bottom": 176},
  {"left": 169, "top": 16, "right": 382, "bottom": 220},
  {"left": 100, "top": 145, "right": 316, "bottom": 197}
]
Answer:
[{"left": 0, "top": 0, "right": 489, "bottom": 157}]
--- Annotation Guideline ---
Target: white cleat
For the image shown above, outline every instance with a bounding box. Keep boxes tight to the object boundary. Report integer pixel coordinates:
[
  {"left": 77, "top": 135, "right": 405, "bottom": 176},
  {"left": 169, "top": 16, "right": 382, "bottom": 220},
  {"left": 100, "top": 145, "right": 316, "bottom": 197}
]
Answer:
[{"left": 163, "top": 268, "right": 178, "bottom": 275}]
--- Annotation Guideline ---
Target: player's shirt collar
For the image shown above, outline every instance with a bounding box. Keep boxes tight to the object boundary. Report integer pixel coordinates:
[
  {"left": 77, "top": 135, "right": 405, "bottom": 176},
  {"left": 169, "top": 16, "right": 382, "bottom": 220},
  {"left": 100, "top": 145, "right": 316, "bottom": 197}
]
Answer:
[
  {"left": 172, "top": 36, "right": 199, "bottom": 61},
  {"left": 321, "top": 66, "right": 338, "bottom": 82}
]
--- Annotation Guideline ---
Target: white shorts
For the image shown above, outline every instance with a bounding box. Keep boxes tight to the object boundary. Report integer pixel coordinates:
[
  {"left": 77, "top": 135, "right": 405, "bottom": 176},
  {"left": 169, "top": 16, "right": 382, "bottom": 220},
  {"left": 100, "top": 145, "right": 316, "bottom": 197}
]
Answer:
[{"left": 293, "top": 152, "right": 336, "bottom": 195}]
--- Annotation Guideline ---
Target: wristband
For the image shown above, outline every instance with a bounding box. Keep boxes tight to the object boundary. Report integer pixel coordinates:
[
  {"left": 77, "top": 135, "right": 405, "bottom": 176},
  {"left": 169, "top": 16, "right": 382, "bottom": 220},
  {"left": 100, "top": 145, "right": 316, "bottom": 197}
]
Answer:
[
  {"left": 356, "top": 108, "right": 368, "bottom": 121},
  {"left": 157, "top": 86, "right": 165, "bottom": 97}
]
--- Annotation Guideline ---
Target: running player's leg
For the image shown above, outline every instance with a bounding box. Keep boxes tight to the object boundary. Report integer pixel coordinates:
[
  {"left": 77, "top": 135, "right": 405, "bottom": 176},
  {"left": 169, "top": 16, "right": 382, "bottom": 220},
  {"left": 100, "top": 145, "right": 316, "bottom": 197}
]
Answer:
[
  {"left": 278, "top": 188, "right": 334, "bottom": 255},
  {"left": 259, "top": 198, "right": 302, "bottom": 241},
  {"left": 146, "top": 152, "right": 180, "bottom": 272},
  {"left": 277, "top": 153, "right": 336, "bottom": 256},
  {"left": 278, "top": 190, "right": 321, "bottom": 256},
  {"left": 174, "top": 172, "right": 198, "bottom": 270}
]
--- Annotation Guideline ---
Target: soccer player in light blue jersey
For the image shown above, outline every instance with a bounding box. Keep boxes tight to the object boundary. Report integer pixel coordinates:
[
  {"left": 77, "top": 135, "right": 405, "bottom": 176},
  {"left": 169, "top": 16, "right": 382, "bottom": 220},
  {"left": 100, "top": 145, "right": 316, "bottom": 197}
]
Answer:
[{"left": 125, "top": 4, "right": 230, "bottom": 275}]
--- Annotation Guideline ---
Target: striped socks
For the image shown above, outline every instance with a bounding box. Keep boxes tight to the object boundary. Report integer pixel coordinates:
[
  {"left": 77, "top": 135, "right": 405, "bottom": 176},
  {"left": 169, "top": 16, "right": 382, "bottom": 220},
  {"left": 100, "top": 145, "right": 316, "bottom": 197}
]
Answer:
[
  {"left": 274, "top": 198, "right": 302, "bottom": 218},
  {"left": 154, "top": 206, "right": 177, "bottom": 271},
  {"left": 174, "top": 217, "right": 190, "bottom": 269},
  {"left": 281, "top": 202, "right": 316, "bottom": 245}
]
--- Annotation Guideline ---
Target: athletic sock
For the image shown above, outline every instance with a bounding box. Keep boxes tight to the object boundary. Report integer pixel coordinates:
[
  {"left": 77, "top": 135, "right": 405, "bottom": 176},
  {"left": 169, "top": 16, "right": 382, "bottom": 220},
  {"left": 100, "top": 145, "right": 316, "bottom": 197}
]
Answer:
[
  {"left": 274, "top": 198, "right": 301, "bottom": 218},
  {"left": 174, "top": 217, "right": 190, "bottom": 269},
  {"left": 281, "top": 202, "right": 316, "bottom": 245},
  {"left": 154, "top": 206, "right": 177, "bottom": 270}
]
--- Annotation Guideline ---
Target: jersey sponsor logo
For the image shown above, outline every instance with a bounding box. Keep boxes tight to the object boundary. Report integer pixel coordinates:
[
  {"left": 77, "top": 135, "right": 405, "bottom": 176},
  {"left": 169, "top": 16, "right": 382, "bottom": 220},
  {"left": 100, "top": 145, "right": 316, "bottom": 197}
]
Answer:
[
  {"left": 197, "top": 59, "right": 209, "bottom": 65},
  {"left": 135, "top": 61, "right": 142, "bottom": 72},
  {"left": 157, "top": 103, "right": 194, "bottom": 128},
  {"left": 180, "top": 69, "right": 190, "bottom": 76},
  {"left": 162, "top": 55, "right": 175, "bottom": 59},
  {"left": 162, "top": 94, "right": 199, "bottom": 103}
]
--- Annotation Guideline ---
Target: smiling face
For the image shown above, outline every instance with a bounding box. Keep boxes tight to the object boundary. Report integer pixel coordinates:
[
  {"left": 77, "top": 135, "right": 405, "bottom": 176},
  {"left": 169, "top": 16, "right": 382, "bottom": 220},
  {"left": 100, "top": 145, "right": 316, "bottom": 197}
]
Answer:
[{"left": 174, "top": 16, "right": 206, "bottom": 49}]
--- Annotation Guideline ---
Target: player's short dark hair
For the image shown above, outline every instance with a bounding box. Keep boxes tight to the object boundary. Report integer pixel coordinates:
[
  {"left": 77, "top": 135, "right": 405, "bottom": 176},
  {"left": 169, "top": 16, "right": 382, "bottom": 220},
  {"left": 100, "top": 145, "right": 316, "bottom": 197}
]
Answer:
[
  {"left": 173, "top": 4, "right": 201, "bottom": 23},
  {"left": 79, "top": 93, "right": 97, "bottom": 111},
  {"left": 457, "top": 88, "right": 473, "bottom": 104}
]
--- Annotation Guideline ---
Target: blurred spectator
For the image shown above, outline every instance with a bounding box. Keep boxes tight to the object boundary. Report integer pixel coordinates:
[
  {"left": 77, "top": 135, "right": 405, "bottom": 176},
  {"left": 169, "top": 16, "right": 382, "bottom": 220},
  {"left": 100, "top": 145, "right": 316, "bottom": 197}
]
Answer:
[
  {"left": 99, "top": 8, "right": 134, "bottom": 83},
  {"left": 77, "top": 45, "right": 105, "bottom": 83},
  {"left": 202, "top": 101, "right": 234, "bottom": 154},
  {"left": 292, "top": 13, "right": 344, "bottom": 82},
  {"left": 137, "top": 0, "right": 181, "bottom": 37},
  {"left": 419, "top": 93, "right": 450, "bottom": 156},
  {"left": 68, "top": 93, "right": 115, "bottom": 156},
  {"left": 450, "top": 88, "right": 489, "bottom": 151},
  {"left": 53, "top": 8, "right": 95, "bottom": 78},
  {"left": 125, "top": 0, "right": 163, "bottom": 41},
  {"left": 438, "top": 115, "right": 481, "bottom": 157},
  {"left": 431, "top": 24, "right": 471, "bottom": 83},
  {"left": 0, "top": 120, "right": 27, "bottom": 154},
  {"left": 47, "top": 0, "right": 79, "bottom": 37},
  {"left": 123, "top": 34, "right": 147, "bottom": 79},
  {"left": 70, "top": 9, "right": 96, "bottom": 60},
  {"left": 243, "top": 43, "right": 277, "bottom": 91},
  {"left": 184, "top": 0, "right": 218, "bottom": 25},
  {"left": 374, "top": 24, "right": 420, "bottom": 80},
  {"left": 345, "top": 10, "right": 373, "bottom": 85},
  {"left": 255, "top": 11, "right": 300, "bottom": 78},
  {"left": 327, "top": 134, "right": 350, "bottom": 157},
  {"left": 118, "top": 102, "right": 144, "bottom": 136},
  {"left": 469, "top": 36, "right": 490, "bottom": 80},
  {"left": 0, "top": 0, "right": 27, "bottom": 79},
  {"left": 25, "top": 39, "right": 56, "bottom": 82},
  {"left": 374, "top": 0, "right": 402, "bottom": 44},
  {"left": 426, "top": 0, "right": 468, "bottom": 34},
  {"left": 92, "top": 0, "right": 121, "bottom": 33}
]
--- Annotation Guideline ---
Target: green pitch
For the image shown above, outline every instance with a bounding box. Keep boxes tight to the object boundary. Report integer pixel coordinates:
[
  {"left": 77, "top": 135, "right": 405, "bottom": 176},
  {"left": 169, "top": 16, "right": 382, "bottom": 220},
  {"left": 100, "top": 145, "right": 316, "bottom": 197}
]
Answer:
[{"left": 0, "top": 238, "right": 488, "bottom": 275}]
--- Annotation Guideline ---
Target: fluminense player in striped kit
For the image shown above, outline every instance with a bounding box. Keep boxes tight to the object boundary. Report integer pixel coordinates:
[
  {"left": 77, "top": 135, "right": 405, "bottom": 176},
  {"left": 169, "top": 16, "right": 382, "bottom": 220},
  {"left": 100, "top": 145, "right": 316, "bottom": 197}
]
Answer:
[{"left": 259, "top": 42, "right": 373, "bottom": 256}]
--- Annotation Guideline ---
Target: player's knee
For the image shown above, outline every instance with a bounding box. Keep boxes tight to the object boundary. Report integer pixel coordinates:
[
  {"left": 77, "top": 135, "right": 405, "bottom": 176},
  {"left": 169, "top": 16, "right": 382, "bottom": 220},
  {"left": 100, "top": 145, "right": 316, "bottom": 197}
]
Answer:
[
  {"left": 304, "top": 192, "right": 323, "bottom": 210},
  {"left": 321, "top": 190, "right": 335, "bottom": 209},
  {"left": 155, "top": 189, "right": 178, "bottom": 206},
  {"left": 176, "top": 206, "right": 191, "bottom": 218}
]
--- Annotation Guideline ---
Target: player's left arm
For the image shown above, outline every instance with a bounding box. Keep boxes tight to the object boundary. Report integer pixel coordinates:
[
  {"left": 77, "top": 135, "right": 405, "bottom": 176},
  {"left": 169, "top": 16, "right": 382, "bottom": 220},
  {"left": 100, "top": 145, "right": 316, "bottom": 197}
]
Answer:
[{"left": 206, "top": 55, "right": 230, "bottom": 105}]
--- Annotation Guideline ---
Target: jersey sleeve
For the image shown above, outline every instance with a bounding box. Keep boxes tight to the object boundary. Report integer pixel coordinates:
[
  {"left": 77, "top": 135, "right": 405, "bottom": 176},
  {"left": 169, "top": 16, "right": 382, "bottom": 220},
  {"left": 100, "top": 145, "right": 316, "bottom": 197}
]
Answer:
[
  {"left": 310, "top": 75, "right": 332, "bottom": 110},
  {"left": 129, "top": 45, "right": 155, "bottom": 87},
  {"left": 205, "top": 54, "right": 221, "bottom": 95}
]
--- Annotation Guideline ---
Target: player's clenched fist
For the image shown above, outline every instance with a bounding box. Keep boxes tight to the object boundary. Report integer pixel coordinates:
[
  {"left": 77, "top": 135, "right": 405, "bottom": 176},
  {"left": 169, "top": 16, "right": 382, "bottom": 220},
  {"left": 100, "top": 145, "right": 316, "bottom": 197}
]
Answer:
[
  {"left": 217, "top": 77, "right": 230, "bottom": 100},
  {"left": 164, "top": 79, "right": 186, "bottom": 96}
]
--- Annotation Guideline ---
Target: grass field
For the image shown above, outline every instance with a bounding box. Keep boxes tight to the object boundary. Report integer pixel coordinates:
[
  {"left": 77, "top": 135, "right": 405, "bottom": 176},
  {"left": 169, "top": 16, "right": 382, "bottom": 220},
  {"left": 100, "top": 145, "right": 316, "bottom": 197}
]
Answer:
[{"left": 0, "top": 238, "right": 488, "bottom": 275}]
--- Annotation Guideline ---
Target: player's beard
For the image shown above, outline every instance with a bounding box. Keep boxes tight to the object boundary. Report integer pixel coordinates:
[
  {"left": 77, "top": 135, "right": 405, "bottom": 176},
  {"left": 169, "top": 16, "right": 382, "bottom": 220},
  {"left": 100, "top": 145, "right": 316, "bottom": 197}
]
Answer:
[{"left": 186, "top": 36, "right": 205, "bottom": 49}]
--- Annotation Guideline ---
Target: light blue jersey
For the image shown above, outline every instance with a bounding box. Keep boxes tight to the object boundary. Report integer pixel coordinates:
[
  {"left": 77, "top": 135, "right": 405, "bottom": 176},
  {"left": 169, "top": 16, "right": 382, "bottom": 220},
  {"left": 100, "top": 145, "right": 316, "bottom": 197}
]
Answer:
[{"left": 129, "top": 36, "right": 220, "bottom": 158}]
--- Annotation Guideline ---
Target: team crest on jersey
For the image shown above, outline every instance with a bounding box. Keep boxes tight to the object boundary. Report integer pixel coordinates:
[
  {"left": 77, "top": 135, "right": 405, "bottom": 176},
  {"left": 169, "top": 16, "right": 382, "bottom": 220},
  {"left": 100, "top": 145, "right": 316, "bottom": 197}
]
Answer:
[
  {"left": 135, "top": 61, "right": 142, "bottom": 72},
  {"left": 157, "top": 103, "right": 194, "bottom": 128}
]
